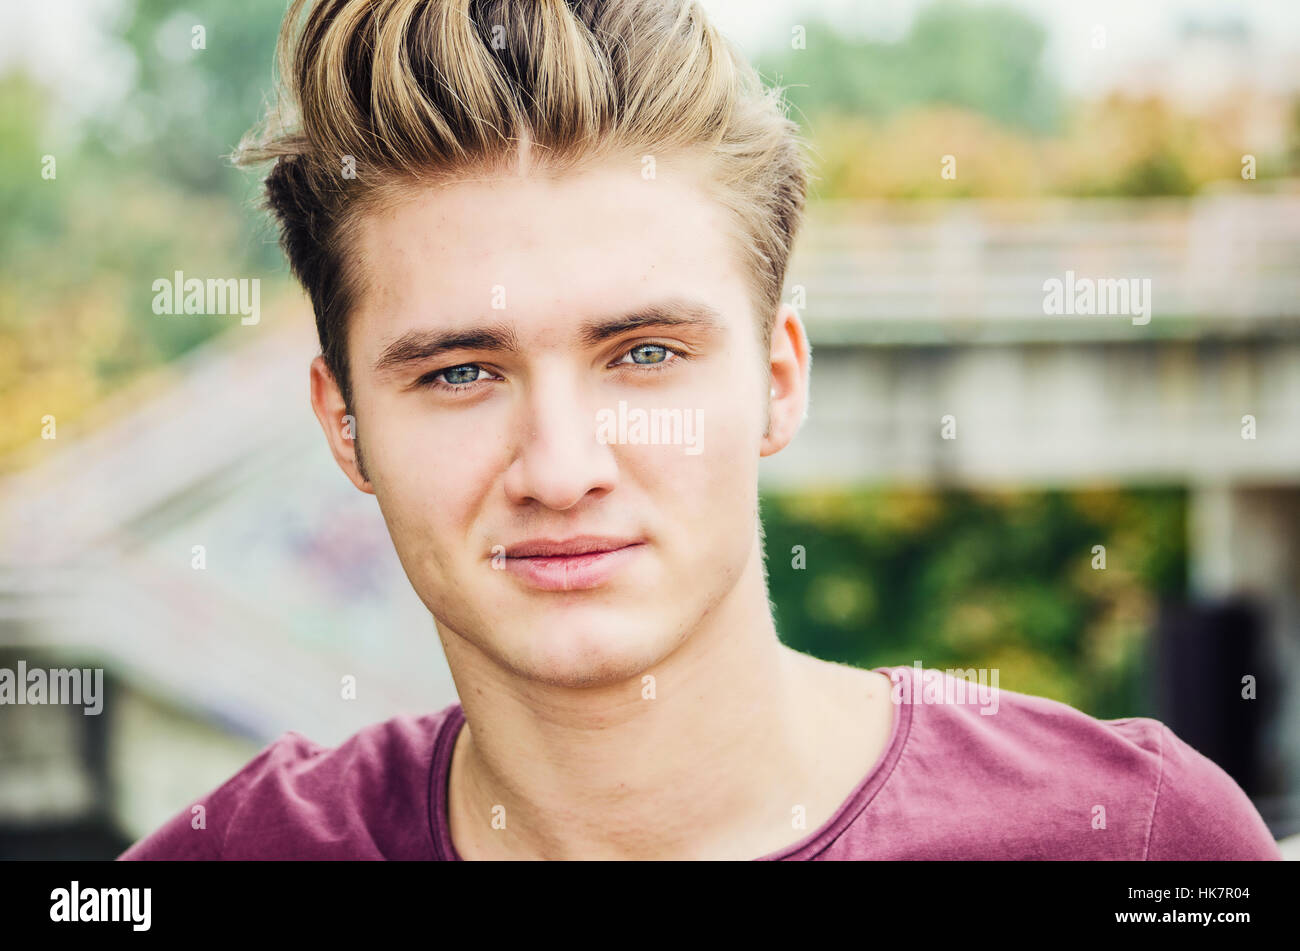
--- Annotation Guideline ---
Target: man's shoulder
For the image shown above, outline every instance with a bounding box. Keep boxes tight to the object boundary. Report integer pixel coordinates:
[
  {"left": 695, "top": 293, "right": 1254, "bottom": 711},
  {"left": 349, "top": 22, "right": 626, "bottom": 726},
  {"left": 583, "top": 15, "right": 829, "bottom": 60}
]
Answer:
[
  {"left": 889, "top": 664, "right": 1167, "bottom": 763},
  {"left": 883, "top": 664, "right": 1170, "bottom": 807},
  {"left": 117, "top": 703, "right": 462, "bottom": 860},
  {"left": 869, "top": 665, "right": 1279, "bottom": 859}
]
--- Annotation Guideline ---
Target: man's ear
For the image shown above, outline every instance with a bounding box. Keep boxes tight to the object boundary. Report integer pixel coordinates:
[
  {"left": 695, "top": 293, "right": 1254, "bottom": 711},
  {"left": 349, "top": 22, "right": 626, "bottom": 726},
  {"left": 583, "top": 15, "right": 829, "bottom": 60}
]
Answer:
[
  {"left": 759, "top": 302, "right": 812, "bottom": 458},
  {"left": 309, "top": 355, "right": 374, "bottom": 494}
]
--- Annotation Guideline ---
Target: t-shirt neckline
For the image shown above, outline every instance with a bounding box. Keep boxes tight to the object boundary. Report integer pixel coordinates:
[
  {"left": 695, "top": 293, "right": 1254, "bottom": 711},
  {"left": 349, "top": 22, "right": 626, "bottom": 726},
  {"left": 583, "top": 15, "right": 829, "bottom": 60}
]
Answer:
[{"left": 427, "top": 664, "right": 914, "bottom": 861}]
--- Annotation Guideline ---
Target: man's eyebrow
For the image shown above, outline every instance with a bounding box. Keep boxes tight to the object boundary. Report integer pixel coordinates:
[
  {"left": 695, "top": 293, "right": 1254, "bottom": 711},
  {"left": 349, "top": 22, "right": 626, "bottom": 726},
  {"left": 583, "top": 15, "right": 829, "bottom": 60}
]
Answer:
[
  {"left": 372, "top": 299, "right": 725, "bottom": 375},
  {"left": 373, "top": 323, "right": 520, "bottom": 375},
  {"left": 576, "top": 300, "right": 725, "bottom": 347}
]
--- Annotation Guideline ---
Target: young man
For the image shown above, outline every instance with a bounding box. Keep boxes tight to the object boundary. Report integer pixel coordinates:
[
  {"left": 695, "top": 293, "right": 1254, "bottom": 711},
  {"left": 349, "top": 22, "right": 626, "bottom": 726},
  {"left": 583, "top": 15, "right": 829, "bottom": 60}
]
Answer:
[{"left": 120, "top": 0, "right": 1279, "bottom": 860}]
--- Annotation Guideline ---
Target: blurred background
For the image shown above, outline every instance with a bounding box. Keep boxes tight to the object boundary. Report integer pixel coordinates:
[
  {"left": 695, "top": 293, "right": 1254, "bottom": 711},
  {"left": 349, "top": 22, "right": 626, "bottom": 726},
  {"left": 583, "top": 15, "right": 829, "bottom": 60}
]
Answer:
[{"left": 0, "top": 0, "right": 1297, "bottom": 858}]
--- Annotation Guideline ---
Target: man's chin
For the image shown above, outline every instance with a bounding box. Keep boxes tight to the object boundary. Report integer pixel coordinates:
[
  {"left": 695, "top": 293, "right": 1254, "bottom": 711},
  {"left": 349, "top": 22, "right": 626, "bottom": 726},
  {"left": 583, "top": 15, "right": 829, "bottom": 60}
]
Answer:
[{"left": 497, "top": 617, "right": 682, "bottom": 691}]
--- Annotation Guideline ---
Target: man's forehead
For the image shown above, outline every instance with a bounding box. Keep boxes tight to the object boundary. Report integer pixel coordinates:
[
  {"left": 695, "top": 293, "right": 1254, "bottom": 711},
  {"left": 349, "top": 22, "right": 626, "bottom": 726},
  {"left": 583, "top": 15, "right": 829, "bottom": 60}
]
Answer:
[
  {"left": 353, "top": 154, "right": 727, "bottom": 266},
  {"left": 344, "top": 156, "right": 749, "bottom": 365}
]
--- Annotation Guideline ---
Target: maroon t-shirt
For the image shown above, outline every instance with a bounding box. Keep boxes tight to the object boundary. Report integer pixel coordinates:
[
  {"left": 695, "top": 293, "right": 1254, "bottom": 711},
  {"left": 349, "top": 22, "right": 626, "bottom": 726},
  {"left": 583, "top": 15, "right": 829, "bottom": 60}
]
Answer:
[{"left": 117, "top": 664, "right": 1282, "bottom": 860}]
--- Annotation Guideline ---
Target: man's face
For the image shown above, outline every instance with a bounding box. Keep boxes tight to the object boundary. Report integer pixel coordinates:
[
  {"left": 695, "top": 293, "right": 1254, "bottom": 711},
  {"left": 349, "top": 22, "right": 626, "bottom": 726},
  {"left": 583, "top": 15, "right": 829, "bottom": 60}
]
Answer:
[{"left": 314, "top": 155, "right": 795, "bottom": 688}]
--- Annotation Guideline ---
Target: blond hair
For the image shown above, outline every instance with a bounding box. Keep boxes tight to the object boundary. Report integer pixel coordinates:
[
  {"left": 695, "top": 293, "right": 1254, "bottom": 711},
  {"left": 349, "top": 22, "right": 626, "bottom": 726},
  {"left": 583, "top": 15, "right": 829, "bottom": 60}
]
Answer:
[{"left": 235, "top": 0, "right": 810, "bottom": 412}]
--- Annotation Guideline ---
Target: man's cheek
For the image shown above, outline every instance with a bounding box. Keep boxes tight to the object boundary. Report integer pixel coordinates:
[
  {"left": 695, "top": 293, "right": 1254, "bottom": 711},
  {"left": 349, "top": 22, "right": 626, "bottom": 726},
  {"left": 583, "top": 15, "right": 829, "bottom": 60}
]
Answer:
[
  {"left": 371, "top": 416, "right": 457, "bottom": 492},
  {"left": 662, "top": 453, "right": 744, "bottom": 536}
]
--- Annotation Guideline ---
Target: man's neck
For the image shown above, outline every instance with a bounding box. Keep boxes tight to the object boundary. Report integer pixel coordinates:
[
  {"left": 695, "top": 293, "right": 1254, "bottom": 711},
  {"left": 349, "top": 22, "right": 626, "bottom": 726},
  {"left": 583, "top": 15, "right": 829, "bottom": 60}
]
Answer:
[{"left": 441, "top": 551, "right": 893, "bottom": 861}]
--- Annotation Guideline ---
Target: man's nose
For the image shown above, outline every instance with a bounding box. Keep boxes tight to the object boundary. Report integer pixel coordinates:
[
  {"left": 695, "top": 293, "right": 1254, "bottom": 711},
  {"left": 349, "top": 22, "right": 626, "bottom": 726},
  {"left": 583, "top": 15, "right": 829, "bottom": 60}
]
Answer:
[{"left": 502, "top": 371, "right": 619, "bottom": 510}]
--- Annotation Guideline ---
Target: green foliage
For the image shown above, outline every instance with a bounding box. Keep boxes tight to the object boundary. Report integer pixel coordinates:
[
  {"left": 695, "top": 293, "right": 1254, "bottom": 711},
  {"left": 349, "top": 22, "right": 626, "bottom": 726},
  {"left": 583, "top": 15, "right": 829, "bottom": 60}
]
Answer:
[
  {"left": 0, "top": 76, "right": 64, "bottom": 263},
  {"left": 74, "top": 0, "right": 293, "bottom": 275},
  {"left": 761, "top": 487, "right": 1187, "bottom": 719},
  {"left": 0, "top": 2, "right": 298, "bottom": 460},
  {"left": 1116, "top": 151, "right": 1195, "bottom": 197},
  {"left": 1289, "top": 97, "right": 1300, "bottom": 174},
  {"left": 760, "top": 1, "right": 1062, "bottom": 134},
  {"left": 94, "top": 0, "right": 287, "bottom": 198},
  {"left": 760, "top": 3, "right": 1287, "bottom": 199}
]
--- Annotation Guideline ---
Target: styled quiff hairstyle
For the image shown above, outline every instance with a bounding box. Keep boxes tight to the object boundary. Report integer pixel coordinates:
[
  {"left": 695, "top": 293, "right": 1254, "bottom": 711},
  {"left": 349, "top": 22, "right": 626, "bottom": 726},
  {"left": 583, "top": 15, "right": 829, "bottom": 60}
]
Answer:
[{"left": 235, "top": 0, "right": 811, "bottom": 416}]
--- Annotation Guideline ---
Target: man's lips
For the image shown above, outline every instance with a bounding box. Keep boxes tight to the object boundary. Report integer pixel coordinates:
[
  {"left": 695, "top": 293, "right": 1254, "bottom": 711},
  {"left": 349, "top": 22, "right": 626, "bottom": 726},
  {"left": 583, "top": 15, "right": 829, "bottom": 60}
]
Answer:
[
  {"left": 503, "top": 535, "right": 644, "bottom": 558},
  {"left": 498, "top": 537, "right": 646, "bottom": 591}
]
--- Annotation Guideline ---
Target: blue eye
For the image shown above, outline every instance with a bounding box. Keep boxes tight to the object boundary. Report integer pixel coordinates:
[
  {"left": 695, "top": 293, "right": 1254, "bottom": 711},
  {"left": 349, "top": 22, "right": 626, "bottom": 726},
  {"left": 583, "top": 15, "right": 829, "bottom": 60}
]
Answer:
[
  {"left": 418, "top": 364, "right": 491, "bottom": 391},
  {"left": 440, "top": 365, "right": 485, "bottom": 385},
  {"left": 616, "top": 343, "right": 687, "bottom": 370},
  {"left": 625, "top": 344, "right": 669, "bottom": 365}
]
